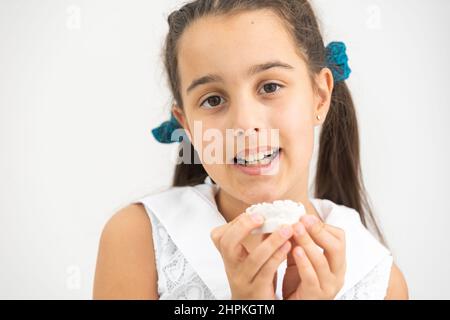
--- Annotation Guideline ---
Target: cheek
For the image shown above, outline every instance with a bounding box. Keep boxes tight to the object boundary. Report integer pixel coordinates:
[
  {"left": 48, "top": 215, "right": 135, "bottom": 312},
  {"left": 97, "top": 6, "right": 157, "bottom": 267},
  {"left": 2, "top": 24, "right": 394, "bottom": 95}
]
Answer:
[
  {"left": 274, "top": 98, "right": 315, "bottom": 168},
  {"left": 187, "top": 117, "right": 227, "bottom": 157},
  {"left": 186, "top": 118, "right": 230, "bottom": 181}
]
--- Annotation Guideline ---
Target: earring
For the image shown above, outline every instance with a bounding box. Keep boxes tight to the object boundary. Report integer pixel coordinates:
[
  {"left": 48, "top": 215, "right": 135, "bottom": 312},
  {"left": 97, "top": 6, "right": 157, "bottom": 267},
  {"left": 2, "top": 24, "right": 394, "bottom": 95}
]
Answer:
[{"left": 316, "top": 115, "right": 322, "bottom": 121}]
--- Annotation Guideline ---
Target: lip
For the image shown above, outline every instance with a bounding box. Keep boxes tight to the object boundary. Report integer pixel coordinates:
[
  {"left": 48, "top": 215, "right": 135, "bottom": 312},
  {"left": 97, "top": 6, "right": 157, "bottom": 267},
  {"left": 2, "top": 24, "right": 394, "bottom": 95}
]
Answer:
[{"left": 232, "top": 148, "right": 282, "bottom": 176}]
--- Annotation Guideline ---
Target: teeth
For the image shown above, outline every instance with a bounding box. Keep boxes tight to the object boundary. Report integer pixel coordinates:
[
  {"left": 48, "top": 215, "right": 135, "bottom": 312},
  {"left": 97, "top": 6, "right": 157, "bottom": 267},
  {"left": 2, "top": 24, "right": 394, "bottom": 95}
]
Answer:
[{"left": 236, "top": 148, "right": 279, "bottom": 165}]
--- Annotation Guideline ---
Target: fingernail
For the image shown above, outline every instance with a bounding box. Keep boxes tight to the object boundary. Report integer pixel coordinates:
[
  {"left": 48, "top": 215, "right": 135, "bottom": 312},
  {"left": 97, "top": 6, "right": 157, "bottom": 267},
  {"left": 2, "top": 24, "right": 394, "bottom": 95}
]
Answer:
[
  {"left": 295, "top": 223, "right": 305, "bottom": 236},
  {"left": 295, "top": 247, "right": 304, "bottom": 258},
  {"left": 302, "top": 215, "right": 318, "bottom": 227},
  {"left": 251, "top": 214, "right": 264, "bottom": 223},
  {"left": 279, "top": 226, "right": 292, "bottom": 238}
]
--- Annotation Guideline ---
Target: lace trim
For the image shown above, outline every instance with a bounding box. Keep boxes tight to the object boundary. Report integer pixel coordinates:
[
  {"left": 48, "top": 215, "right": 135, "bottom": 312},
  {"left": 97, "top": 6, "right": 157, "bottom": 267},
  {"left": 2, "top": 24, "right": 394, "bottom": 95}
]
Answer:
[
  {"left": 145, "top": 205, "right": 215, "bottom": 300},
  {"left": 337, "top": 254, "right": 394, "bottom": 300}
]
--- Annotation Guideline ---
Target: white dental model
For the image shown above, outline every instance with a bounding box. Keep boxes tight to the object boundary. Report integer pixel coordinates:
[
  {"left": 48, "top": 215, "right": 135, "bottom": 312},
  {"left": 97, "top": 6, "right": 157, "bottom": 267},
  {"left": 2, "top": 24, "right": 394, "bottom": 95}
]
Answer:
[{"left": 245, "top": 200, "right": 306, "bottom": 234}]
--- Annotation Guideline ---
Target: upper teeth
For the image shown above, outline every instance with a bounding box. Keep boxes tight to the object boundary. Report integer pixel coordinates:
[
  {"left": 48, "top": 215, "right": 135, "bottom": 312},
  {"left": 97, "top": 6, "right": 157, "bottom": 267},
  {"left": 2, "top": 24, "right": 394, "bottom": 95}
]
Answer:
[{"left": 236, "top": 148, "right": 278, "bottom": 162}]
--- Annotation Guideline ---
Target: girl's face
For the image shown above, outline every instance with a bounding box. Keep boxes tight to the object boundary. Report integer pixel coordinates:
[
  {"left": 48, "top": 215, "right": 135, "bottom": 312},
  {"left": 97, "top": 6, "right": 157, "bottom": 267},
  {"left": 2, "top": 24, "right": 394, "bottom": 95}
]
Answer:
[{"left": 174, "top": 9, "right": 333, "bottom": 205}]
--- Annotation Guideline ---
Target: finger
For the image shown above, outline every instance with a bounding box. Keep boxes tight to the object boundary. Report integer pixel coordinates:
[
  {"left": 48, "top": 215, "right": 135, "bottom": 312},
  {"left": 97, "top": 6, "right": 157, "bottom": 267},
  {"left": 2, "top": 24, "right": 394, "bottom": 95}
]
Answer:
[
  {"left": 292, "top": 246, "right": 320, "bottom": 293},
  {"left": 242, "top": 225, "right": 293, "bottom": 279},
  {"left": 220, "top": 213, "right": 265, "bottom": 261},
  {"left": 256, "top": 240, "right": 291, "bottom": 284},
  {"left": 324, "top": 224, "right": 346, "bottom": 241},
  {"left": 300, "top": 215, "right": 337, "bottom": 247},
  {"left": 210, "top": 225, "right": 225, "bottom": 249},
  {"left": 323, "top": 225, "right": 346, "bottom": 277},
  {"left": 292, "top": 221, "right": 332, "bottom": 284},
  {"left": 300, "top": 215, "right": 345, "bottom": 274},
  {"left": 210, "top": 214, "right": 243, "bottom": 250}
]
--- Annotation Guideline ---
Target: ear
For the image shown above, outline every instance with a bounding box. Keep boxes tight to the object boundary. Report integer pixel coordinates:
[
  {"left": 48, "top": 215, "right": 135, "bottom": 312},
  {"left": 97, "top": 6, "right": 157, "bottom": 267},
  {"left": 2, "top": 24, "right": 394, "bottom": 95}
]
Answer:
[
  {"left": 171, "top": 105, "right": 192, "bottom": 141},
  {"left": 313, "top": 67, "right": 334, "bottom": 126}
]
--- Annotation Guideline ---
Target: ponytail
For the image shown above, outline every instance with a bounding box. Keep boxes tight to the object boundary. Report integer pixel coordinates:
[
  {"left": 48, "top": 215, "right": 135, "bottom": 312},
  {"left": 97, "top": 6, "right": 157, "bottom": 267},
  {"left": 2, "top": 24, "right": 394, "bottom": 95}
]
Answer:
[
  {"left": 172, "top": 141, "right": 208, "bottom": 187},
  {"left": 315, "top": 81, "right": 387, "bottom": 245}
]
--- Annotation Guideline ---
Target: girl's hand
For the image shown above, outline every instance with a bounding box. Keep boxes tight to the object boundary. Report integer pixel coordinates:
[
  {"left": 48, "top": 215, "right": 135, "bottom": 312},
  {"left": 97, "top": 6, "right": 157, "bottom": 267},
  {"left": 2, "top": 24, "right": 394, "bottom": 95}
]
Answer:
[
  {"left": 282, "top": 215, "right": 346, "bottom": 300},
  {"left": 210, "top": 213, "right": 293, "bottom": 300}
]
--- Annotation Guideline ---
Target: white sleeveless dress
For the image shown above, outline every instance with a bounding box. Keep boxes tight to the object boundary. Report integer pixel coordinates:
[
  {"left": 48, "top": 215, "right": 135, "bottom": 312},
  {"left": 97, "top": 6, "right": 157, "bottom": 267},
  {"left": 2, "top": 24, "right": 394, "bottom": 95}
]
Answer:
[{"left": 133, "top": 176, "right": 393, "bottom": 300}]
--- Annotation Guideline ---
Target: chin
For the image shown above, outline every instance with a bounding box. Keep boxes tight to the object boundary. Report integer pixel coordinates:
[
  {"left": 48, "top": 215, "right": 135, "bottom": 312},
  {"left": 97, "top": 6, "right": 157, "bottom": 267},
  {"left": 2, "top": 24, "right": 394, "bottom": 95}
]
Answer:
[{"left": 236, "top": 184, "right": 283, "bottom": 205}]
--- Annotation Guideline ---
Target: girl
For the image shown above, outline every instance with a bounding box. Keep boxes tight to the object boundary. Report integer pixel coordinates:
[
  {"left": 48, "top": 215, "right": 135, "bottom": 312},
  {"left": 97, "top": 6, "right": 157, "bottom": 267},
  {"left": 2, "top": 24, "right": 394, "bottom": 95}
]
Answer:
[{"left": 93, "top": 0, "right": 408, "bottom": 300}]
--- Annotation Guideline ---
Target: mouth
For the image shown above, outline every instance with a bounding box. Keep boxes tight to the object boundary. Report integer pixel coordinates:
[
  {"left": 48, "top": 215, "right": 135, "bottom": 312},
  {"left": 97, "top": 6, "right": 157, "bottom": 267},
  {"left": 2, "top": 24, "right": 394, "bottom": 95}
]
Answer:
[{"left": 232, "top": 147, "right": 282, "bottom": 167}]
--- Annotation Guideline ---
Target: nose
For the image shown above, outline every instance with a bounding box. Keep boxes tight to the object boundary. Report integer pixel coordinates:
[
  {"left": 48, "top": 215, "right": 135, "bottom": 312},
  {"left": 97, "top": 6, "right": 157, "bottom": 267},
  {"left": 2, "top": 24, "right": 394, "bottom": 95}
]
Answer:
[
  {"left": 233, "top": 127, "right": 259, "bottom": 138},
  {"left": 227, "top": 98, "right": 271, "bottom": 157},
  {"left": 230, "top": 98, "right": 265, "bottom": 138}
]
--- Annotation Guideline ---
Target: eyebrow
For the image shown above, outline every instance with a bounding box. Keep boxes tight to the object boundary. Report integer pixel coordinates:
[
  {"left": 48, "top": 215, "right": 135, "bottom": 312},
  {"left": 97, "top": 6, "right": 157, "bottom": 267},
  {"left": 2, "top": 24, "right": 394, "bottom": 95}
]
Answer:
[{"left": 186, "top": 60, "right": 294, "bottom": 94}]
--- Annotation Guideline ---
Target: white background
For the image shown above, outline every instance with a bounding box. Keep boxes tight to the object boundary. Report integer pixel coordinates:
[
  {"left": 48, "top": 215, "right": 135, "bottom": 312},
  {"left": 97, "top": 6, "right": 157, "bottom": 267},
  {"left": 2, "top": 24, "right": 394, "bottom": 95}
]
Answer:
[{"left": 0, "top": 0, "right": 449, "bottom": 299}]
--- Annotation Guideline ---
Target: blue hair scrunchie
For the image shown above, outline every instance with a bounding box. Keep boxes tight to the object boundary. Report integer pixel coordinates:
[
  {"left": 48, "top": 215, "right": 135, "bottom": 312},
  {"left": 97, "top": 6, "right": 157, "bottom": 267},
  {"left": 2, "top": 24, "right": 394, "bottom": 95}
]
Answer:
[
  {"left": 325, "top": 41, "right": 351, "bottom": 83},
  {"left": 151, "top": 113, "right": 186, "bottom": 144},
  {"left": 152, "top": 41, "right": 351, "bottom": 144}
]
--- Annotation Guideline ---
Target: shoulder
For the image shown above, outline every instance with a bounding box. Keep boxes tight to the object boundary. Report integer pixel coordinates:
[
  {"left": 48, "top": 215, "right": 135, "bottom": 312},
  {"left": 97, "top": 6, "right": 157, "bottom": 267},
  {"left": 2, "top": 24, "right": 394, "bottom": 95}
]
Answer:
[
  {"left": 385, "top": 263, "right": 409, "bottom": 300},
  {"left": 93, "top": 203, "right": 159, "bottom": 299}
]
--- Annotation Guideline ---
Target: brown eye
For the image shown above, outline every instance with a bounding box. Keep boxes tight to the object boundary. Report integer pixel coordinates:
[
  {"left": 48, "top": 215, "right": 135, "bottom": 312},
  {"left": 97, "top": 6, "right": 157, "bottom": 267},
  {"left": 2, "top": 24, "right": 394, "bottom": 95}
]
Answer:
[
  {"left": 200, "top": 95, "right": 224, "bottom": 109},
  {"left": 259, "top": 82, "right": 283, "bottom": 95}
]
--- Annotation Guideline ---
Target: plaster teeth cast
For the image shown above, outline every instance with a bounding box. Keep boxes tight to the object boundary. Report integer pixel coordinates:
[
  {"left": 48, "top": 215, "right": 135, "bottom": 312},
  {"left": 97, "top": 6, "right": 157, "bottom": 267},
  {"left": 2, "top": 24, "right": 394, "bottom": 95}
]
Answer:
[{"left": 245, "top": 200, "right": 306, "bottom": 234}]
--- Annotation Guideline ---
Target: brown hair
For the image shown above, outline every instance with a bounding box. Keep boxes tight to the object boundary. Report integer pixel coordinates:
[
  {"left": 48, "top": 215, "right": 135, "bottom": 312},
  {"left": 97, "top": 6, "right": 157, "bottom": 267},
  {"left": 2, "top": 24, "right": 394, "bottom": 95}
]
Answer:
[{"left": 161, "top": 0, "right": 386, "bottom": 245}]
